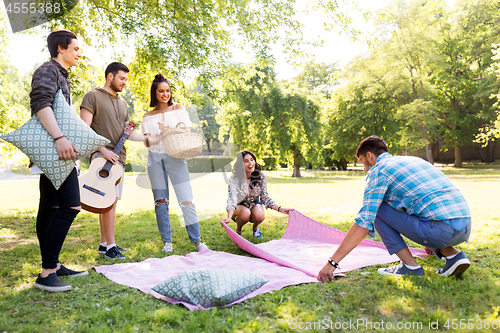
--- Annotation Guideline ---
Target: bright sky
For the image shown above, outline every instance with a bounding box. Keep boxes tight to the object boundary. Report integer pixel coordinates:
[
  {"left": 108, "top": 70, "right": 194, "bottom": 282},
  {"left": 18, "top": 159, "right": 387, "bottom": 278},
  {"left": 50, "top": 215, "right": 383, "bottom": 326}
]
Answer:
[
  {"left": 2, "top": 0, "right": 451, "bottom": 79},
  {"left": 273, "top": 0, "right": 394, "bottom": 79}
]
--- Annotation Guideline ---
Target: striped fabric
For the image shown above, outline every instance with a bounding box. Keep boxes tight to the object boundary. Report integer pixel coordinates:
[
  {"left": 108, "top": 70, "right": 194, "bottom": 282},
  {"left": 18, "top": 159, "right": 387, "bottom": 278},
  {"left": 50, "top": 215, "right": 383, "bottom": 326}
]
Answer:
[{"left": 355, "top": 153, "right": 470, "bottom": 237}]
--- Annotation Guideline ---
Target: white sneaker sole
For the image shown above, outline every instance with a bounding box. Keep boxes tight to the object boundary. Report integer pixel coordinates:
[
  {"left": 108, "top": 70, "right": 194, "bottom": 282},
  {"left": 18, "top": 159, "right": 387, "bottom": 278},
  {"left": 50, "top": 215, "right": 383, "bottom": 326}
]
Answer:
[
  {"left": 377, "top": 267, "right": 424, "bottom": 276},
  {"left": 105, "top": 255, "right": 126, "bottom": 260},
  {"left": 439, "top": 259, "right": 470, "bottom": 277},
  {"left": 34, "top": 283, "right": 71, "bottom": 292},
  {"left": 60, "top": 271, "right": 89, "bottom": 278}
]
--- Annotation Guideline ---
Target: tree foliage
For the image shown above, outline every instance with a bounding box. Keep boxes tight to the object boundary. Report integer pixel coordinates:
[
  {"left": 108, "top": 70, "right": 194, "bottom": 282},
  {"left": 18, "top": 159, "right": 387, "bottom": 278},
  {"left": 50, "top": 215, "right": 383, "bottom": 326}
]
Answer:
[
  {"left": 429, "top": 0, "right": 500, "bottom": 166},
  {"left": 0, "top": 14, "right": 31, "bottom": 164},
  {"left": 326, "top": 0, "right": 500, "bottom": 166},
  {"left": 290, "top": 61, "right": 339, "bottom": 98},
  {"left": 42, "top": 0, "right": 310, "bottom": 109},
  {"left": 326, "top": 69, "right": 401, "bottom": 160},
  {"left": 217, "top": 64, "right": 323, "bottom": 176},
  {"left": 192, "top": 91, "right": 221, "bottom": 154}
]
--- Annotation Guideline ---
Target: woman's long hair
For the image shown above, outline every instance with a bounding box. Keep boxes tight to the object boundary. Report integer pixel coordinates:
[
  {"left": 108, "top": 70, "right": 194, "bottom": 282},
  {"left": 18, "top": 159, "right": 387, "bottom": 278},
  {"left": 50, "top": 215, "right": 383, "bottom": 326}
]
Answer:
[
  {"left": 149, "top": 74, "right": 173, "bottom": 108},
  {"left": 232, "top": 150, "right": 262, "bottom": 190}
]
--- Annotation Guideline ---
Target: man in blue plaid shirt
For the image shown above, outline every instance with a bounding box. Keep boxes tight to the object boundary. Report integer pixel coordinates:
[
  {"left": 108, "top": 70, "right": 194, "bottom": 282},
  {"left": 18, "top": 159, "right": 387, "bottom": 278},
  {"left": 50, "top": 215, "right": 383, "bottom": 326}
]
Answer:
[{"left": 318, "top": 136, "right": 472, "bottom": 281}]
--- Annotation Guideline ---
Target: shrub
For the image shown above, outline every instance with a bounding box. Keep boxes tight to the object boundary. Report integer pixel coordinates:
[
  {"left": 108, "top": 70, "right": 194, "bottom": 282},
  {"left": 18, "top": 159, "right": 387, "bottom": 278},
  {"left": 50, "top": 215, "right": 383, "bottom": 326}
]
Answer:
[{"left": 187, "top": 156, "right": 233, "bottom": 173}]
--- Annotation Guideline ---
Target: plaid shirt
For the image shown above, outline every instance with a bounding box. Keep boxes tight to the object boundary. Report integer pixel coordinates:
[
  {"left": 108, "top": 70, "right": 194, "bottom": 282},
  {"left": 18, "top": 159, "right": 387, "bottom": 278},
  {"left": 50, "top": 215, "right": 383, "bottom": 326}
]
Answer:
[
  {"left": 355, "top": 153, "right": 470, "bottom": 237},
  {"left": 30, "top": 59, "right": 71, "bottom": 115}
]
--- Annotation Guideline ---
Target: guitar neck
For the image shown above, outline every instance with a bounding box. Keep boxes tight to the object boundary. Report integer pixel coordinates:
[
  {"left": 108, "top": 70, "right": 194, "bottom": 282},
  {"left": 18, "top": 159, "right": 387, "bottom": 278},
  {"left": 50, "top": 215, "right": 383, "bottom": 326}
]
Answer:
[
  {"left": 102, "top": 124, "right": 135, "bottom": 171},
  {"left": 112, "top": 132, "right": 131, "bottom": 156}
]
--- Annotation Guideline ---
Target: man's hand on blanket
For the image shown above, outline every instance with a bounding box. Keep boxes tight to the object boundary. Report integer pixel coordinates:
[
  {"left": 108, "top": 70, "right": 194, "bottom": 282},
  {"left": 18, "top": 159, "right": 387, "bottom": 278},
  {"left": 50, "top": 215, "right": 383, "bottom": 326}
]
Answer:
[{"left": 317, "top": 263, "right": 336, "bottom": 282}]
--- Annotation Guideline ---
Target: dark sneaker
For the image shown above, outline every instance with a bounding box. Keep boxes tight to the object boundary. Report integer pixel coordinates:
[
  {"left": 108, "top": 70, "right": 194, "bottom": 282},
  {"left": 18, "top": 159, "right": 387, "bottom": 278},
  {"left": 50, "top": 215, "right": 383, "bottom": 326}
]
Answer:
[
  {"left": 253, "top": 227, "right": 263, "bottom": 239},
  {"left": 99, "top": 244, "right": 128, "bottom": 255},
  {"left": 438, "top": 252, "right": 470, "bottom": 277},
  {"left": 105, "top": 246, "right": 126, "bottom": 260},
  {"left": 378, "top": 263, "right": 425, "bottom": 276},
  {"left": 56, "top": 265, "right": 89, "bottom": 277},
  {"left": 34, "top": 273, "right": 71, "bottom": 292}
]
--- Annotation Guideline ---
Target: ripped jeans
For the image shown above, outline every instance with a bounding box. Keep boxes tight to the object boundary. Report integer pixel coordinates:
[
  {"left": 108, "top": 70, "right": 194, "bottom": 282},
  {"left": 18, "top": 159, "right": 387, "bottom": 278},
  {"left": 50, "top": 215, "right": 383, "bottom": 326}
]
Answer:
[{"left": 147, "top": 152, "right": 201, "bottom": 244}]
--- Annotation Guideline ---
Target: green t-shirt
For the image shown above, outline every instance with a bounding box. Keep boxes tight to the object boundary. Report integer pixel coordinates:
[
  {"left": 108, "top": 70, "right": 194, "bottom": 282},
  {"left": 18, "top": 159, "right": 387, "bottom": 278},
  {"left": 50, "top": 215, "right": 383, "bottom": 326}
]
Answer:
[{"left": 80, "top": 87, "right": 130, "bottom": 166}]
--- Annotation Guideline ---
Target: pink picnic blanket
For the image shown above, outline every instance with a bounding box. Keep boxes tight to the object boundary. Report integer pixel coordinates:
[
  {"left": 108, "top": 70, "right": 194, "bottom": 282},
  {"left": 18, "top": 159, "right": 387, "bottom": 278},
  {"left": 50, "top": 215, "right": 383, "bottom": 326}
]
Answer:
[
  {"left": 95, "top": 211, "right": 426, "bottom": 311},
  {"left": 221, "top": 210, "right": 427, "bottom": 277},
  {"left": 94, "top": 246, "right": 317, "bottom": 311}
]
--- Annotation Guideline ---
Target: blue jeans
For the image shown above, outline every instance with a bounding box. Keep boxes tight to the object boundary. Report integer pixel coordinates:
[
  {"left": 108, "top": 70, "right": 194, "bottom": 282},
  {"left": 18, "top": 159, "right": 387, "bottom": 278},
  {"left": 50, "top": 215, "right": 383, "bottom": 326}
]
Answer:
[
  {"left": 147, "top": 152, "right": 201, "bottom": 244},
  {"left": 374, "top": 202, "right": 471, "bottom": 257}
]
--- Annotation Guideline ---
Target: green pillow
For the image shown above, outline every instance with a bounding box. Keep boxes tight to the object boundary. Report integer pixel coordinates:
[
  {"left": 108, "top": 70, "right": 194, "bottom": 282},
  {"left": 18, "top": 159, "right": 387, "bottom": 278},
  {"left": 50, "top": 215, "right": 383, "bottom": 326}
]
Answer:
[
  {"left": 0, "top": 90, "right": 109, "bottom": 190},
  {"left": 152, "top": 268, "right": 268, "bottom": 308}
]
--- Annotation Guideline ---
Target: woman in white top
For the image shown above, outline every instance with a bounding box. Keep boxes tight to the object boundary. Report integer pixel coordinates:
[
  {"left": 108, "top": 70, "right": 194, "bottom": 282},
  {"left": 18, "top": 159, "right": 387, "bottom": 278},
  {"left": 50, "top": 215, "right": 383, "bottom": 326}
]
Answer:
[{"left": 142, "top": 74, "right": 204, "bottom": 252}]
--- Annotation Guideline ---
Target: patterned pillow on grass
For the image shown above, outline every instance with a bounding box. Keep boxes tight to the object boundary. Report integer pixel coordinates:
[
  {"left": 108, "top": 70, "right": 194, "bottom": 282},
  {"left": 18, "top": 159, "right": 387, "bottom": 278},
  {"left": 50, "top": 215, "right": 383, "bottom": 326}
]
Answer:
[
  {"left": 152, "top": 268, "right": 268, "bottom": 308},
  {"left": 0, "top": 90, "right": 109, "bottom": 190}
]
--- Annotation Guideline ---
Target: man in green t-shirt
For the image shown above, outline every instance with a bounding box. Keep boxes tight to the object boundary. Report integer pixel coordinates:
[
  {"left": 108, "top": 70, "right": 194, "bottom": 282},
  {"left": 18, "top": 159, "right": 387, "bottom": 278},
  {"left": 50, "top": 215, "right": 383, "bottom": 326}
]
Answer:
[{"left": 80, "top": 62, "right": 155, "bottom": 259}]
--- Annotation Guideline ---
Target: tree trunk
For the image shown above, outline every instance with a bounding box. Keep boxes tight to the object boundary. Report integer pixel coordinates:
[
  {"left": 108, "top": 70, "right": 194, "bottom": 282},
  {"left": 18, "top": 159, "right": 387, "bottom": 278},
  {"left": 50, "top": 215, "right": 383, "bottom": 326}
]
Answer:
[
  {"left": 205, "top": 138, "right": 212, "bottom": 154},
  {"left": 205, "top": 139, "right": 215, "bottom": 171},
  {"left": 454, "top": 146, "right": 462, "bottom": 168},
  {"left": 476, "top": 145, "right": 486, "bottom": 163},
  {"left": 418, "top": 123, "right": 434, "bottom": 164},
  {"left": 292, "top": 151, "right": 301, "bottom": 177},
  {"left": 486, "top": 140, "right": 495, "bottom": 163},
  {"left": 490, "top": 141, "right": 496, "bottom": 162},
  {"left": 432, "top": 142, "right": 439, "bottom": 163}
]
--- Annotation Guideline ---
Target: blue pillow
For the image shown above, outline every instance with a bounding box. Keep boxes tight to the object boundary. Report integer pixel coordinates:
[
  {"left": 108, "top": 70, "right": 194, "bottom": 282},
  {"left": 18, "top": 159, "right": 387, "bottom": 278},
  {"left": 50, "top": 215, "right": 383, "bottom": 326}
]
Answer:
[
  {"left": 152, "top": 268, "right": 268, "bottom": 308},
  {"left": 0, "top": 90, "right": 109, "bottom": 189}
]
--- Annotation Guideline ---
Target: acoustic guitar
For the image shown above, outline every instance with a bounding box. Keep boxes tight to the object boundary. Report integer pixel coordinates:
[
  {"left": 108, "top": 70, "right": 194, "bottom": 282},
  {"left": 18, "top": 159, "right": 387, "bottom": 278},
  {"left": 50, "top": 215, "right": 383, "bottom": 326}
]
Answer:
[{"left": 79, "top": 122, "right": 136, "bottom": 213}]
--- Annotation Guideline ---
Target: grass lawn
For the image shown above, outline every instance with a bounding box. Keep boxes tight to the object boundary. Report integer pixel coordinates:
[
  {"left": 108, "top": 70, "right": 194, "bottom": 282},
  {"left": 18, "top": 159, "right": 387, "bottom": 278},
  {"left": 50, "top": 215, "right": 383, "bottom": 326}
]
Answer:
[{"left": 0, "top": 168, "right": 499, "bottom": 332}]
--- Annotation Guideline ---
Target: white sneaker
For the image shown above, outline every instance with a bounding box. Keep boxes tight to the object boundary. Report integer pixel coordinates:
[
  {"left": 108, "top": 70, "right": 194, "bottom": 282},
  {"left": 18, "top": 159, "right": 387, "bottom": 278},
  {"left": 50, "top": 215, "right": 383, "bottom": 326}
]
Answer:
[
  {"left": 195, "top": 243, "right": 208, "bottom": 251},
  {"left": 162, "top": 243, "right": 173, "bottom": 252}
]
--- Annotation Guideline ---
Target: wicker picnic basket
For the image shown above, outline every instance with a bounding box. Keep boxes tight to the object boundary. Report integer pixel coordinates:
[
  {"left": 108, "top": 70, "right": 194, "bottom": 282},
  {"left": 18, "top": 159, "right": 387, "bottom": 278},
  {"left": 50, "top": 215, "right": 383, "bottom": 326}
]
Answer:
[{"left": 161, "top": 122, "right": 203, "bottom": 159}]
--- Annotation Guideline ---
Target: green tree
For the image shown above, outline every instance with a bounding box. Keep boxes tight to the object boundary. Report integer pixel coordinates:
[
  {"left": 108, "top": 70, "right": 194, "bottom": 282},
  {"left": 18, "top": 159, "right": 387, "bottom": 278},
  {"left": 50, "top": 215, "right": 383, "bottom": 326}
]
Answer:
[
  {"left": 35, "top": 0, "right": 363, "bottom": 114},
  {"left": 0, "top": 14, "right": 31, "bottom": 164},
  {"left": 42, "top": 0, "right": 308, "bottom": 108},
  {"left": 325, "top": 0, "right": 500, "bottom": 167},
  {"left": 290, "top": 61, "right": 339, "bottom": 98},
  {"left": 430, "top": 0, "right": 500, "bottom": 166},
  {"left": 364, "top": 0, "right": 448, "bottom": 164},
  {"left": 218, "top": 65, "right": 323, "bottom": 177},
  {"left": 326, "top": 70, "right": 402, "bottom": 162},
  {"left": 193, "top": 95, "right": 221, "bottom": 155},
  {"left": 478, "top": 44, "right": 500, "bottom": 161},
  {"left": 283, "top": 61, "right": 338, "bottom": 169}
]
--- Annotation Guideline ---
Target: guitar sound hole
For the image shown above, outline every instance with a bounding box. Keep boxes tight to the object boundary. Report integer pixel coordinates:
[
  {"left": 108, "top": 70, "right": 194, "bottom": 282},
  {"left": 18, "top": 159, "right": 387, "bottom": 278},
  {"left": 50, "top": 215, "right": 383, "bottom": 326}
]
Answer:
[{"left": 99, "top": 169, "right": 110, "bottom": 178}]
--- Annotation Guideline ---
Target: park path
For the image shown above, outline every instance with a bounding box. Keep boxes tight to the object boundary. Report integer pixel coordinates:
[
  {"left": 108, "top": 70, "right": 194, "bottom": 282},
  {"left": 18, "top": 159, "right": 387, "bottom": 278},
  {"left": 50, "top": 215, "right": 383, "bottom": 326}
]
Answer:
[{"left": 0, "top": 166, "right": 36, "bottom": 181}]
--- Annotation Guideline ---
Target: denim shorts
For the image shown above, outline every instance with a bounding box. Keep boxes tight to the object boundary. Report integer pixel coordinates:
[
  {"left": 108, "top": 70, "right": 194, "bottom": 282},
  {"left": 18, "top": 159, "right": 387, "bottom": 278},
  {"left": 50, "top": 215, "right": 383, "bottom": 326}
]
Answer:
[{"left": 238, "top": 197, "right": 263, "bottom": 210}]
